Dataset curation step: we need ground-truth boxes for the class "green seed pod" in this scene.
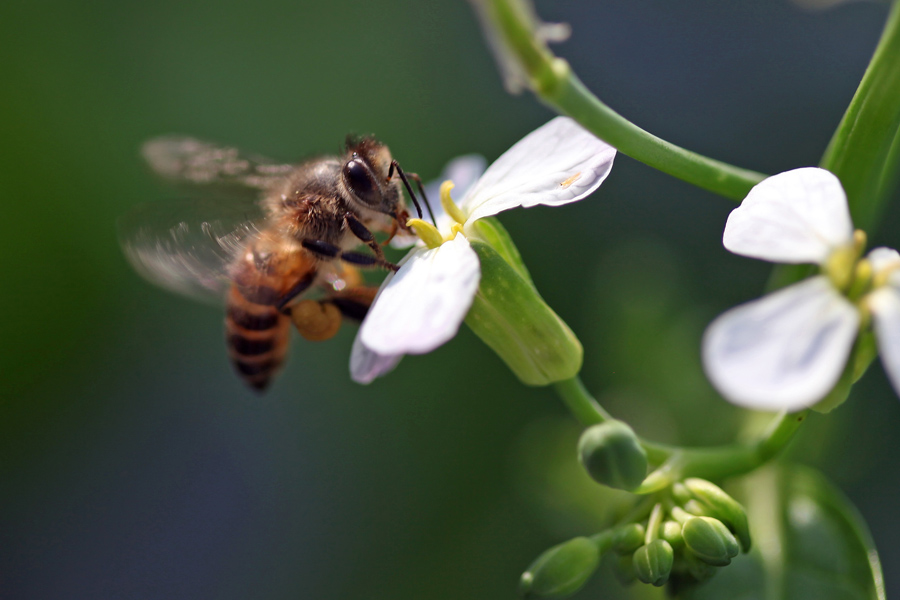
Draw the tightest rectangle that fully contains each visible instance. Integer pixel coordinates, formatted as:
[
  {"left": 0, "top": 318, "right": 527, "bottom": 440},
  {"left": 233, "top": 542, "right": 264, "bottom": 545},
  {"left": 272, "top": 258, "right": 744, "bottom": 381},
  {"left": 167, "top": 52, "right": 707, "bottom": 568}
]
[
  {"left": 519, "top": 537, "right": 600, "bottom": 598},
  {"left": 612, "top": 523, "right": 645, "bottom": 554},
  {"left": 632, "top": 539, "right": 674, "bottom": 587},
  {"left": 660, "top": 520, "right": 683, "bottom": 550},
  {"left": 683, "top": 478, "right": 752, "bottom": 552},
  {"left": 681, "top": 516, "right": 740, "bottom": 567},
  {"left": 465, "top": 241, "right": 583, "bottom": 386},
  {"left": 577, "top": 421, "right": 648, "bottom": 491}
]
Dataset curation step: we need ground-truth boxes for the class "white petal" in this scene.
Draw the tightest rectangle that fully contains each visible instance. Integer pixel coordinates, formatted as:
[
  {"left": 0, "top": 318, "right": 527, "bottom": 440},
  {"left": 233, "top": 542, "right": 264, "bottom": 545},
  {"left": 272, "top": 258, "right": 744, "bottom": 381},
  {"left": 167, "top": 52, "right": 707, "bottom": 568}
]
[
  {"left": 424, "top": 154, "right": 488, "bottom": 208},
  {"left": 723, "top": 167, "right": 854, "bottom": 264},
  {"left": 360, "top": 234, "right": 481, "bottom": 355},
  {"left": 869, "top": 287, "right": 900, "bottom": 397},
  {"left": 391, "top": 154, "right": 487, "bottom": 249},
  {"left": 349, "top": 333, "right": 402, "bottom": 384},
  {"left": 702, "top": 276, "right": 859, "bottom": 411},
  {"left": 867, "top": 246, "right": 900, "bottom": 286},
  {"left": 460, "top": 117, "right": 616, "bottom": 224}
]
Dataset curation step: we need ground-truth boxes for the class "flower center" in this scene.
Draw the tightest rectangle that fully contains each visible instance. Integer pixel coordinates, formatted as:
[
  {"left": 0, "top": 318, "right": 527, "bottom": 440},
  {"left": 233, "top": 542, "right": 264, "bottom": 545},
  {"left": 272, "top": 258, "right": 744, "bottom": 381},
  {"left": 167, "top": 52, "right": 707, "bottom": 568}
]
[
  {"left": 824, "top": 229, "right": 867, "bottom": 293},
  {"left": 406, "top": 180, "right": 467, "bottom": 249}
]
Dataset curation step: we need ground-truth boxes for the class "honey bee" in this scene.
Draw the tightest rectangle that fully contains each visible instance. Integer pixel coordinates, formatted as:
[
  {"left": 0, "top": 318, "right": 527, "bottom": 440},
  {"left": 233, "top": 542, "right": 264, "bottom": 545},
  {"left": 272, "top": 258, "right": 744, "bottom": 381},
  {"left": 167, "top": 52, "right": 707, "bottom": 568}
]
[{"left": 119, "top": 134, "right": 429, "bottom": 391}]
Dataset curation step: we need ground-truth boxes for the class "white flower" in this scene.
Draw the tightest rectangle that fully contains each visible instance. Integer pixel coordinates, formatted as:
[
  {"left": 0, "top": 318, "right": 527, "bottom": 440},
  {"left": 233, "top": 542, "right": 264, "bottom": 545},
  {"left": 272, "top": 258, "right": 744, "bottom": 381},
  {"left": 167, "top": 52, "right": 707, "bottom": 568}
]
[
  {"left": 702, "top": 167, "right": 900, "bottom": 411},
  {"left": 350, "top": 117, "right": 617, "bottom": 383}
]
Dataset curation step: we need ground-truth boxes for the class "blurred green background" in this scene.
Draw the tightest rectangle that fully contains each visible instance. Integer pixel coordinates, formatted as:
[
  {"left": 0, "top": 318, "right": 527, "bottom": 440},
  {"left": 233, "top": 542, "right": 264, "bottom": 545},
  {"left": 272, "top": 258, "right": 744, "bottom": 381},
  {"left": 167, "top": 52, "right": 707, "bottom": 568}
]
[{"left": 2, "top": 0, "right": 898, "bottom": 597}]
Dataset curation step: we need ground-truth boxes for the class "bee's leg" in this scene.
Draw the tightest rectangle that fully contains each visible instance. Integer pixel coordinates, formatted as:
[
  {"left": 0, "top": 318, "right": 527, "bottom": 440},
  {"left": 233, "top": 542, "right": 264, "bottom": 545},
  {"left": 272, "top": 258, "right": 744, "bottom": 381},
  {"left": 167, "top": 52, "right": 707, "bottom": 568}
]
[
  {"left": 383, "top": 220, "right": 399, "bottom": 246},
  {"left": 388, "top": 160, "right": 435, "bottom": 225},
  {"left": 406, "top": 173, "right": 432, "bottom": 220},
  {"left": 344, "top": 212, "right": 387, "bottom": 260},
  {"left": 301, "top": 239, "right": 400, "bottom": 273},
  {"left": 274, "top": 269, "right": 318, "bottom": 312},
  {"left": 327, "top": 286, "right": 379, "bottom": 322}
]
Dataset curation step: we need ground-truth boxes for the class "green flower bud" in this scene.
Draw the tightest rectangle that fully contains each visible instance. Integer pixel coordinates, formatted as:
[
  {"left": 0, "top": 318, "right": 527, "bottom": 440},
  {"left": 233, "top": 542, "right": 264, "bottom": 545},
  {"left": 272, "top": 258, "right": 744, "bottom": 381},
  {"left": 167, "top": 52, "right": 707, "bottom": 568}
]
[
  {"left": 632, "top": 539, "right": 674, "bottom": 587},
  {"left": 680, "top": 552, "right": 714, "bottom": 582},
  {"left": 519, "top": 537, "right": 600, "bottom": 598},
  {"left": 612, "top": 523, "right": 645, "bottom": 554},
  {"left": 660, "top": 520, "right": 683, "bottom": 550},
  {"left": 671, "top": 482, "right": 692, "bottom": 504},
  {"left": 681, "top": 516, "right": 740, "bottom": 566},
  {"left": 465, "top": 240, "right": 582, "bottom": 386},
  {"left": 577, "top": 421, "right": 648, "bottom": 491},
  {"left": 683, "top": 478, "right": 752, "bottom": 552}
]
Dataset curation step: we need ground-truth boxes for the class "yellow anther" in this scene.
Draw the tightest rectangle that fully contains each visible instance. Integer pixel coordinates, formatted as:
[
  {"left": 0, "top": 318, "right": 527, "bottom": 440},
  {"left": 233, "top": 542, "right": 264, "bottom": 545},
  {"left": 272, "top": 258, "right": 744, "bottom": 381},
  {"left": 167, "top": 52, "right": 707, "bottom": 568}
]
[
  {"left": 853, "top": 229, "right": 868, "bottom": 255},
  {"left": 847, "top": 259, "right": 873, "bottom": 301},
  {"left": 873, "top": 262, "right": 900, "bottom": 289},
  {"left": 450, "top": 223, "right": 465, "bottom": 238},
  {"left": 825, "top": 244, "right": 857, "bottom": 292},
  {"left": 440, "top": 180, "right": 467, "bottom": 225},
  {"left": 407, "top": 218, "right": 444, "bottom": 249}
]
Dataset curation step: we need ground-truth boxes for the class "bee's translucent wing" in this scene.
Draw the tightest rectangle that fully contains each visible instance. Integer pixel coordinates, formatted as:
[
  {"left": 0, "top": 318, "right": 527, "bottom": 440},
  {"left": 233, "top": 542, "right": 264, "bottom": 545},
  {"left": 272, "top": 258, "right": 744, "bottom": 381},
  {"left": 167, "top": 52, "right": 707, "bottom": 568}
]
[
  {"left": 143, "top": 136, "right": 295, "bottom": 190},
  {"left": 118, "top": 197, "right": 266, "bottom": 305}
]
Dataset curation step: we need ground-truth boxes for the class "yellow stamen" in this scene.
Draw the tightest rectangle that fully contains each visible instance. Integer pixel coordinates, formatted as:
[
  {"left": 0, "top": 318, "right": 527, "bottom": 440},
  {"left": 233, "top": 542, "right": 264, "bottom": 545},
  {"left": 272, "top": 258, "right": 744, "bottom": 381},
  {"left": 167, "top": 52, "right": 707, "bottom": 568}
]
[
  {"left": 846, "top": 259, "right": 873, "bottom": 301},
  {"left": 853, "top": 229, "right": 868, "bottom": 255},
  {"left": 407, "top": 218, "right": 444, "bottom": 249},
  {"left": 450, "top": 223, "right": 465, "bottom": 238},
  {"left": 873, "top": 262, "right": 900, "bottom": 289},
  {"left": 440, "top": 180, "right": 467, "bottom": 225},
  {"left": 825, "top": 244, "right": 857, "bottom": 292}
]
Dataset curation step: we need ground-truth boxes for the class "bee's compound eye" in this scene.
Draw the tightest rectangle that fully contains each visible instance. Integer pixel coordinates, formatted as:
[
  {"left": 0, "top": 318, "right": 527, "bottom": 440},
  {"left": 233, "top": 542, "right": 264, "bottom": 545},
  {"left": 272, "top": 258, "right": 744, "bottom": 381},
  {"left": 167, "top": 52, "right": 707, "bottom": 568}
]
[{"left": 343, "top": 158, "right": 379, "bottom": 206}]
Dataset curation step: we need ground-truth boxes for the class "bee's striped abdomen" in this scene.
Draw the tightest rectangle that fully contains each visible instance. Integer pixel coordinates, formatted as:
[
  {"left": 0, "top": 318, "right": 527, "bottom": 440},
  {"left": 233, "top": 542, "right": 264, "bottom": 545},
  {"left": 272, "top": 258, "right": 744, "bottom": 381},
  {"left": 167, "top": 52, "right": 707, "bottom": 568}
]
[{"left": 225, "top": 286, "right": 291, "bottom": 391}]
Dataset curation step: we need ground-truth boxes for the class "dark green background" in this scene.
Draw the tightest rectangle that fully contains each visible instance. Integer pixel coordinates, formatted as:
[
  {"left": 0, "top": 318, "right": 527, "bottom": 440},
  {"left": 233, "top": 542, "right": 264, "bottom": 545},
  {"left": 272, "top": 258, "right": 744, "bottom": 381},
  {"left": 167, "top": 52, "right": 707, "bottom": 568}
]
[{"left": 2, "top": 0, "right": 897, "bottom": 597}]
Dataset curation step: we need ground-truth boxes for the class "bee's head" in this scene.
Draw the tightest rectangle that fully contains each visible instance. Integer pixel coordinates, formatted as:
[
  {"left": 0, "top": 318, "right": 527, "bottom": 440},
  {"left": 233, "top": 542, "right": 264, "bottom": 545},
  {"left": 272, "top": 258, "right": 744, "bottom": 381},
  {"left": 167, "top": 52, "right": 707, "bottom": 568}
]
[{"left": 341, "top": 136, "right": 405, "bottom": 220}]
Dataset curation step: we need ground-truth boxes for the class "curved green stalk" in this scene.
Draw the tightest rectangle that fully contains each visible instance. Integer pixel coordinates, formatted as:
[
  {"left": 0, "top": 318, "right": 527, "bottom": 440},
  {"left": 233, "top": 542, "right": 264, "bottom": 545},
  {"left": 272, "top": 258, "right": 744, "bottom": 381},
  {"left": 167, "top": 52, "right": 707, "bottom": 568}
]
[
  {"left": 554, "top": 376, "right": 807, "bottom": 489},
  {"left": 472, "top": 0, "right": 766, "bottom": 201}
]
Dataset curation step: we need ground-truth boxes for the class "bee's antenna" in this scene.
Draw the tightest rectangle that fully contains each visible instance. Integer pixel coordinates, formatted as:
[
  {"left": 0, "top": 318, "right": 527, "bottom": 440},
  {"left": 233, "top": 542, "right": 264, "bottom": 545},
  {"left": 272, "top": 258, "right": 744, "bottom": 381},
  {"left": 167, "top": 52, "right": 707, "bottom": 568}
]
[{"left": 389, "top": 161, "right": 437, "bottom": 226}]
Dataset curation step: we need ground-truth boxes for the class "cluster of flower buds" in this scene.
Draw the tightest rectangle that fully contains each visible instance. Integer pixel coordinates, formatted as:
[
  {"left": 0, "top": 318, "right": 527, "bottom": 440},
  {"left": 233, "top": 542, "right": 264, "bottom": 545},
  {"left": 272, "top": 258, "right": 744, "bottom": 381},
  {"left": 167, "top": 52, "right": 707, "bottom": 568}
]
[
  {"left": 610, "top": 478, "right": 751, "bottom": 591},
  {"left": 519, "top": 478, "right": 751, "bottom": 598}
]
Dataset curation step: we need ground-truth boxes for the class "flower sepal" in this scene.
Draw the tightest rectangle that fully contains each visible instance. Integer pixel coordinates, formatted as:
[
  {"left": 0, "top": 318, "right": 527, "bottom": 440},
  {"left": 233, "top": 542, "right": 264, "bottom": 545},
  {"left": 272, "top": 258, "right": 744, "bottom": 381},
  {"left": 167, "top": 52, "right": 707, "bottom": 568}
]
[
  {"left": 465, "top": 240, "right": 583, "bottom": 386},
  {"left": 812, "top": 331, "right": 878, "bottom": 414},
  {"left": 470, "top": 216, "right": 533, "bottom": 285}
]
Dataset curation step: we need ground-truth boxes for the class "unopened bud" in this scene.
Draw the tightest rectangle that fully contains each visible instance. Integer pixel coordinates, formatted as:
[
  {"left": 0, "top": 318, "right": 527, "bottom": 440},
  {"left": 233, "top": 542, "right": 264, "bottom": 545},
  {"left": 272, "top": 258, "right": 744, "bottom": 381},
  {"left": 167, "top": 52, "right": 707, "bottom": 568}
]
[
  {"left": 681, "top": 552, "right": 714, "bottom": 582},
  {"left": 612, "top": 523, "right": 645, "bottom": 554},
  {"left": 683, "top": 478, "right": 751, "bottom": 552},
  {"left": 466, "top": 240, "right": 582, "bottom": 386},
  {"left": 632, "top": 539, "right": 674, "bottom": 587},
  {"left": 578, "top": 421, "right": 648, "bottom": 491},
  {"left": 519, "top": 537, "right": 600, "bottom": 598},
  {"left": 660, "top": 521, "right": 683, "bottom": 550},
  {"left": 682, "top": 516, "right": 739, "bottom": 566}
]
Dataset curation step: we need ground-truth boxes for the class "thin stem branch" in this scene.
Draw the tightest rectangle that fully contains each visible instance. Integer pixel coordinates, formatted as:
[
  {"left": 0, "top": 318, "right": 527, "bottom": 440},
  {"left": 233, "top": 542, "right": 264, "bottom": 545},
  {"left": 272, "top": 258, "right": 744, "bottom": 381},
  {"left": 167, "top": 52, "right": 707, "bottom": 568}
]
[
  {"left": 472, "top": 0, "right": 766, "bottom": 201},
  {"left": 553, "top": 376, "right": 808, "bottom": 489}
]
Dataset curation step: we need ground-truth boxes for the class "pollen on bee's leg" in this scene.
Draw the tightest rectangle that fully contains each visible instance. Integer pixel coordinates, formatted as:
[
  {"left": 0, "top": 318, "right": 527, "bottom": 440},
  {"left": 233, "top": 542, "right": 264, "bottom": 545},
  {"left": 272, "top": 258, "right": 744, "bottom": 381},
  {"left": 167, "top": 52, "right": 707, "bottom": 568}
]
[{"left": 291, "top": 299, "right": 342, "bottom": 341}]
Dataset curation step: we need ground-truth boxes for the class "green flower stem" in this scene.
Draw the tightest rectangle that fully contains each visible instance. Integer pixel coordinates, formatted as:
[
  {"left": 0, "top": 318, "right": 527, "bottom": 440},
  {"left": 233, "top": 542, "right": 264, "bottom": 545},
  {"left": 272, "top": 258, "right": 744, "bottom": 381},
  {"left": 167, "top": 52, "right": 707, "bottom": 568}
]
[
  {"left": 588, "top": 529, "right": 616, "bottom": 554},
  {"left": 635, "top": 410, "right": 809, "bottom": 493},
  {"left": 476, "top": 0, "right": 766, "bottom": 201},
  {"left": 554, "top": 376, "right": 807, "bottom": 488},
  {"left": 820, "top": 0, "right": 900, "bottom": 231},
  {"left": 553, "top": 376, "right": 612, "bottom": 425}
]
